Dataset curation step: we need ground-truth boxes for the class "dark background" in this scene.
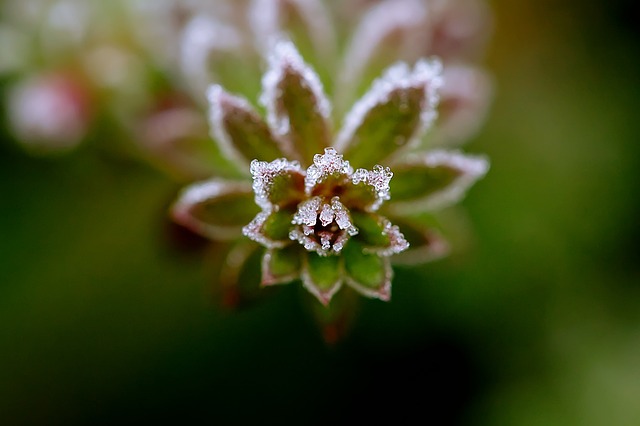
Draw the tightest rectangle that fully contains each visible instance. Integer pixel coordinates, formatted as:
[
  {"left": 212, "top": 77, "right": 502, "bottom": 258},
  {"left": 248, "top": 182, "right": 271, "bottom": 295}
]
[{"left": 1, "top": 0, "right": 639, "bottom": 424}]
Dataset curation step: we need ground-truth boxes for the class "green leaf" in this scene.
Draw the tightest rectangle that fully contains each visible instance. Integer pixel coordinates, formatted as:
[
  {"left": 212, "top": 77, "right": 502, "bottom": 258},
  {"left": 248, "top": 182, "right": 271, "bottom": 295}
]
[
  {"left": 249, "top": 159, "right": 306, "bottom": 210},
  {"left": 335, "top": 60, "right": 441, "bottom": 169},
  {"left": 343, "top": 240, "right": 392, "bottom": 301},
  {"left": 208, "top": 85, "right": 284, "bottom": 166},
  {"left": 262, "top": 245, "right": 302, "bottom": 286},
  {"left": 344, "top": 86, "right": 423, "bottom": 169},
  {"left": 262, "top": 41, "right": 331, "bottom": 166},
  {"left": 302, "top": 252, "right": 343, "bottom": 305},
  {"left": 172, "top": 180, "right": 259, "bottom": 240},
  {"left": 265, "top": 170, "right": 306, "bottom": 209}
]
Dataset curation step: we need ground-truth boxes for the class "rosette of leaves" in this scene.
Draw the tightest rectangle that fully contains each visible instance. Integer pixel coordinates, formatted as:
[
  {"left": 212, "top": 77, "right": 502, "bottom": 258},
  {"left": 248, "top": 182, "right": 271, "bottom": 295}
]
[{"left": 172, "top": 40, "right": 488, "bottom": 309}]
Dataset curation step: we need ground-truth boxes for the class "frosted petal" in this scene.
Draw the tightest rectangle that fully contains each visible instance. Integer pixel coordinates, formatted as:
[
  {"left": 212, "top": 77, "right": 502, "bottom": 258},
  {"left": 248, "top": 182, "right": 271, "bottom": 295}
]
[
  {"left": 207, "top": 84, "right": 284, "bottom": 167},
  {"left": 249, "top": 158, "right": 305, "bottom": 210},
  {"left": 331, "top": 231, "right": 350, "bottom": 253},
  {"left": 260, "top": 39, "right": 331, "bottom": 165},
  {"left": 261, "top": 39, "right": 330, "bottom": 122},
  {"left": 304, "top": 147, "right": 353, "bottom": 193},
  {"left": 389, "top": 150, "right": 489, "bottom": 212},
  {"left": 334, "top": 59, "right": 443, "bottom": 169}
]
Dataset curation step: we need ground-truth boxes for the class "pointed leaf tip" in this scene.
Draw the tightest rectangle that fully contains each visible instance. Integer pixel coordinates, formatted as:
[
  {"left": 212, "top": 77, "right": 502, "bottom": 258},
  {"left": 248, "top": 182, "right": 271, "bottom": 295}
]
[
  {"left": 260, "top": 39, "right": 332, "bottom": 166},
  {"left": 302, "top": 252, "right": 343, "bottom": 305}
]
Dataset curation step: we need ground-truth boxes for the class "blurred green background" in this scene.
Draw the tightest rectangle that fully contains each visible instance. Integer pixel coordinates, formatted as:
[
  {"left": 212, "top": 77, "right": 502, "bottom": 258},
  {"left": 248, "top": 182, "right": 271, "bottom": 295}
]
[{"left": 1, "top": 0, "right": 639, "bottom": 424}]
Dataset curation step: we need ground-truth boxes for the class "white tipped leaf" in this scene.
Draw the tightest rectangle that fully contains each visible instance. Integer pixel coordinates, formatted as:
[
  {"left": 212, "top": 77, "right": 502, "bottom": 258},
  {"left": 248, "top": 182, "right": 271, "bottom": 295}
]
[
  {"left": 207, "top": 84, "right": 285, "bottom": 168},
  {"left": 335, "top": 59, "right": 442, "bottom": 169},
  {"left": 260, "top": 40, "right": 332, "bottom": 166}
]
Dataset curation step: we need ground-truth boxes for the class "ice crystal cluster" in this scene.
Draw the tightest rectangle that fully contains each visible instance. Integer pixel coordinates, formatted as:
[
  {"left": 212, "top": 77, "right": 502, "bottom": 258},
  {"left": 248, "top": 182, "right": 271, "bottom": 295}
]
[{"left": 173, "top": 36, "right": 489, "bottom": 305}]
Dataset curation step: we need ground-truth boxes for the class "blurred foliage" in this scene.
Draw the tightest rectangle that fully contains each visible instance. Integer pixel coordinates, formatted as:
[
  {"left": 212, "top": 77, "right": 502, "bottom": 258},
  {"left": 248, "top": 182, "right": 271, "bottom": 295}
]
[{"left": 1, "top": 0, "right": 640, "bottom": 424}]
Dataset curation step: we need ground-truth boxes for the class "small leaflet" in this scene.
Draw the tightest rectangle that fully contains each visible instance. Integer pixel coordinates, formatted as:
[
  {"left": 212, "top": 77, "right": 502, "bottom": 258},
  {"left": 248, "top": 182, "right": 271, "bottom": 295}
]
[
  {"left": 249, "top": 158, "right": 304, "bottom": 209},
  {"left": 335, "top": 58, "right": 443, "bottom": 155},
  {"left": 260, "top": 39, "right": 331, "bottom": 137}
]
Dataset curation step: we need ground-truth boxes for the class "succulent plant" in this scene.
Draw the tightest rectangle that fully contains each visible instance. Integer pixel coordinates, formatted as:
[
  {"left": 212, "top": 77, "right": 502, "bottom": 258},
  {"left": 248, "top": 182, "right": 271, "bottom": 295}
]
[{"left": 172, "top": 39, "right": 488, "bottom": 305}]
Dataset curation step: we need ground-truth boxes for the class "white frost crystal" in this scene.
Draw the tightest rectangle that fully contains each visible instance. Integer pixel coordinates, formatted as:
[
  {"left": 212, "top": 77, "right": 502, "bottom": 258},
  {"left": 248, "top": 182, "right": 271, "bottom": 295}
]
[
  {"left": 292, "top": 196, "right": 322, "bottom": 227},
  {"left": 289, "top": 195, "right": 358, "bottom": 256},
  {"left": 351, "top": 165, "right": 394, "bottom": 211},
  {"left": 304, "top": 147, "right": 353, "bottom": 192}
]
